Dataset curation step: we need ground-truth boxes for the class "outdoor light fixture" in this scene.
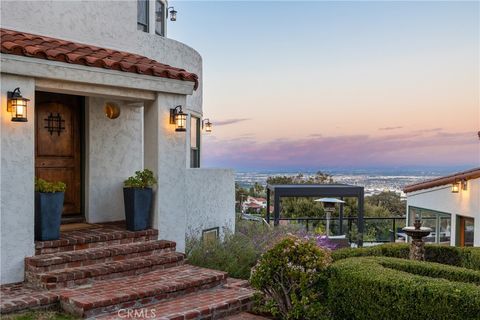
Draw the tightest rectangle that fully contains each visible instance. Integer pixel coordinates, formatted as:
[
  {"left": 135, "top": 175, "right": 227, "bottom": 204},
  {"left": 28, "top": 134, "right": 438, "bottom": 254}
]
[
  {"left": 167, "top": 7, "right": 177, "bottom": 21},
  {"left": 170, "top": 105, "right": 187, "bottom": 132},
  {"left": 451, "top": 181, "right": 460, "bottom": 193},
  {"left": 7, "top": 87, "right": 29, "bottom": 122},
  {"left": 461, "top": 179, "right": 468, "bottom": 191},
  {"left": 202, "top": 118, "right": 212, "bottom": 133},
  {"left": 314, "top": 198, "right": 345, "bottom": 237}
]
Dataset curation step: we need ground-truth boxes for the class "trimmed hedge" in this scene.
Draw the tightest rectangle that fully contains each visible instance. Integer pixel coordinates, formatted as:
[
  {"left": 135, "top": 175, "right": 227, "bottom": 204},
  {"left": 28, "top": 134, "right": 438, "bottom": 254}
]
[
  {"left": 328, "top": 257, "right": 480, "bottom": 320},
  {"left": 331, "top": 243, "right": 480, "bottom": 270}
]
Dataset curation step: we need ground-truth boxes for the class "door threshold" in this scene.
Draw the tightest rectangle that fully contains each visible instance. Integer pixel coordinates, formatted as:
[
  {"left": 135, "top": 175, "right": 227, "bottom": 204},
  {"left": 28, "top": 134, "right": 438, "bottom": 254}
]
[{"left": 61, "top": 215, "right": 85, "bottom": 224}]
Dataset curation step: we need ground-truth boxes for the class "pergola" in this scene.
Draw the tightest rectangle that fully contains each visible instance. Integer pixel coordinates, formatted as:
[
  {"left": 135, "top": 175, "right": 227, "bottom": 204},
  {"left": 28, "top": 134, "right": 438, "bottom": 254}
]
[{"left": 266, "top": 184, "right": 365, "bottom": 246}]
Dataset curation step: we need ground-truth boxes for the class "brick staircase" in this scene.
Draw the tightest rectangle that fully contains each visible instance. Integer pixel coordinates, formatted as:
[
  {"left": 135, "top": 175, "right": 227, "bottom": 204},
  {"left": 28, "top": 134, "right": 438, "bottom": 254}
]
[{"left": 1, "top": 224, "right": 255, "bottom": 319}]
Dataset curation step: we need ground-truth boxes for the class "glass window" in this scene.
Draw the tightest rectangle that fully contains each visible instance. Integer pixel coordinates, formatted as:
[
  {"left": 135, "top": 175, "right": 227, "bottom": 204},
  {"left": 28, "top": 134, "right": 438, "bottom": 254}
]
[
  {"left": 190, "top": 116, "right": 200, "bottom": 168},
  {"left": 137, "top": 0, "right": 149, "bottom": 32},
  {"left": 155, "top": 0, "right": 165, "bottom": 36},
  {"left": 408, "top": 206, "right": 451, "bottom": 244}
]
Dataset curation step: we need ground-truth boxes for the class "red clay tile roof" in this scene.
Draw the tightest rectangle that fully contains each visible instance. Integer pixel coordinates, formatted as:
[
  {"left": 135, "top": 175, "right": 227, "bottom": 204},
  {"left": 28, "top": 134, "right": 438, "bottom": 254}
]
[
  {"left": 403, "top": 167, "right": 480, "bottom": 193},
  {"left": 0, "top": 28, "right": 199, "bottom": 90}
]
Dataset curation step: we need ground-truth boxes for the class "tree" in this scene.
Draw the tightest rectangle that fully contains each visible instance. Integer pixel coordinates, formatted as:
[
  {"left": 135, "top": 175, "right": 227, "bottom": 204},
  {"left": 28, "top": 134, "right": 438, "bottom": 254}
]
[{"left": 366, "top": 191, "right": 405, "bottom": 217}]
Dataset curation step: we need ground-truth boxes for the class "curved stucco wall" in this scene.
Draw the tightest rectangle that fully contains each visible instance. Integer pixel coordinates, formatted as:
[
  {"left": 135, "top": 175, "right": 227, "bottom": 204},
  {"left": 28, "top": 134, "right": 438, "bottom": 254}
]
[{"left": 0, "top": 0, "right": 202, "bottom": 113}]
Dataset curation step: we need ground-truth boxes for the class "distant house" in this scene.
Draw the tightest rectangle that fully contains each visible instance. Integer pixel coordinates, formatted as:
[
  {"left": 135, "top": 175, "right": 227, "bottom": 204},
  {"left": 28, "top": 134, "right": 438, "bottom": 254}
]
[
  {"left": 0, "top": 0, "right": 235, "bottom": 285},
  {"left": 404, "top": 168, "right": 480, "bottom": 247},
  {"left": 242, "top": 196, "right": 267, "bottom": 213}
]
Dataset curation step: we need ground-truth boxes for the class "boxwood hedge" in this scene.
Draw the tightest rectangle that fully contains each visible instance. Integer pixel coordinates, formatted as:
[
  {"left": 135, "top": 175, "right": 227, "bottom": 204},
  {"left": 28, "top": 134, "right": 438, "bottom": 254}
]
[
  {"left": 331, "top": 243, "right": 480, "bottom": 270},
  {"left": 328, "top": 257, "right": 480, "bottom": 320}
]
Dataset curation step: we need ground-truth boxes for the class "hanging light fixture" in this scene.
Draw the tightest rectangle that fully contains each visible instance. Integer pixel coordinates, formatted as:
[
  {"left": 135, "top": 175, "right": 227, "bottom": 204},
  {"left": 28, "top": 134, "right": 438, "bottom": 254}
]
[
  {"left": 167, "top": 7, "right": 177, "bottom": 21},
  {"left": 461, "top": 179, "right": 468, "bottom": 191},
  {"left": 7, "top": 87, "right": 29, "bottom": 122},
  {"left": 451, "top": 181, "right": 460, "bottom": 193},
  {"left": 202, "top": 118, "right": 212, "bottom": 133},
  {"left": 170, "top": 105, "right": 187, "bottom": 132}
]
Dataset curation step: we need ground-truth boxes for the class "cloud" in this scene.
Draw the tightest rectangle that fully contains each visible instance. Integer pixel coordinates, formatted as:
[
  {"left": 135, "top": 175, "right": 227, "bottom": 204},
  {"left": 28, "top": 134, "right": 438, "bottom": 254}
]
[
  {"left": 379, "top": 126, "right": 403, "bottom": 131},
  {"left": 214, "top": 118, "right": 251, "bottom": 126},
  {"left": 202, "top": 130, "right": 480, "bottom": 169}
]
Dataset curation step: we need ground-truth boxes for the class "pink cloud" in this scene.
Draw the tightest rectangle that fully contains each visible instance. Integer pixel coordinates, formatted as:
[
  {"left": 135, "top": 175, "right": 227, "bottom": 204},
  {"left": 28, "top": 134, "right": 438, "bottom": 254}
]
[{"left": 203, "top": 130, "right": 480, "bottom": 169}]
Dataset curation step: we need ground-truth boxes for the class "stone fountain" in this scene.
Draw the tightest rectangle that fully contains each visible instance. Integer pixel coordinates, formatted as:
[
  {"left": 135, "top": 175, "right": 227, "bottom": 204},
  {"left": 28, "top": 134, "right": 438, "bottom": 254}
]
[{"left": 402, "top": 219, "right": 432, "bottom": 261}]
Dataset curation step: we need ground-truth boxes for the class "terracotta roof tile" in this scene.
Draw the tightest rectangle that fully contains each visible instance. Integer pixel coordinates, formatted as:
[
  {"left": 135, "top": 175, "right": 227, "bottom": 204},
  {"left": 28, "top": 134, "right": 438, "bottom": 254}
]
[
  {"left": 0, "top": 28, "right": 199, "bottom": 90},
  {"left": 404, "top": 167, "right": 480, "bottom": 193}
]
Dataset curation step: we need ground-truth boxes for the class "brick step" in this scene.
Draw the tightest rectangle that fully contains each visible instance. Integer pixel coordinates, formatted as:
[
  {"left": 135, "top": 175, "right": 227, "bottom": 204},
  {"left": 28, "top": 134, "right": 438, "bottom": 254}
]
[
  {"left": 35, "top": 224, "right": 158, "bottom": 255},
  {"left": 27, "top": 252, "right": 185, "bottom": 289},
  {"left": 59, "top": 265, "right": 229, "bottom": 318},
  {"left": 97, "top": 286, "right": 255, "bottom": 320},
  {"left": 26, "top": 240, "right": 176, "bottom": 273}
]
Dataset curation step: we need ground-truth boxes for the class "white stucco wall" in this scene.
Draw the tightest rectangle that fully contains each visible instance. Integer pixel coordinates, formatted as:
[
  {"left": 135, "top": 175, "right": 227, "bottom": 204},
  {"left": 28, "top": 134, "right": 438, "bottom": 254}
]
[
  {"left": 406, "top": 178, "right": 480, "bottom": 246},
  {"left": 185, "top": 169, "right": 236, "bottom": 239},
  {"left": 0, "top": 75, "right": 36, "bottom": 284},
  {"left": 85, "top": 98, "right": 144, "bottom": 223},
  {"left": 0, "top": 0, "right": 202, "bottom": 114},
  {"left": 144, "top": 92, "right": 188, "bottom": 252}
]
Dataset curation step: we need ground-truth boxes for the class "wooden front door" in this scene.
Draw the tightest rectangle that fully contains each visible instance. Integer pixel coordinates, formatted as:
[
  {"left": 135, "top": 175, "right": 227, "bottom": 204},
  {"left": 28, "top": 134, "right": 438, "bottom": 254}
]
[{"left": 35, "top": 92, "right": 83, "bottom": 217}]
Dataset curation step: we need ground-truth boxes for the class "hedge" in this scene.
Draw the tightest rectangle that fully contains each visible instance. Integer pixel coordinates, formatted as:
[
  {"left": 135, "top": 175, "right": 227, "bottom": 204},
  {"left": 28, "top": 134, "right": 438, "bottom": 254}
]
[
  {"left": 331, "top": 243, "right": 480, "bottom": 270},
  {"left": 328, "top": 257, "right": 480, "bottom": 320}
]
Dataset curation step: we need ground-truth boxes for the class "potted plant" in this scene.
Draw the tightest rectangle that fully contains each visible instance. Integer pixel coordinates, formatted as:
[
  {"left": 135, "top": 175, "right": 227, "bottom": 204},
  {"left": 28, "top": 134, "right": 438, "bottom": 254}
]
[
  {"left": 35, "top": 178, "right": 66, "bottom": 241},
  {"left": 123, "top": 169, "right": 157, "bottom": 231}
]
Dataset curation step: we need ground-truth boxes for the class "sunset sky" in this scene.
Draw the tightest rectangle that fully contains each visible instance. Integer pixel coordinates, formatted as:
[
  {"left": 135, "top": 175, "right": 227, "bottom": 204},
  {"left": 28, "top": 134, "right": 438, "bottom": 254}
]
[{"left": 169, "top": 1, "right": 479, "bottom": 170}]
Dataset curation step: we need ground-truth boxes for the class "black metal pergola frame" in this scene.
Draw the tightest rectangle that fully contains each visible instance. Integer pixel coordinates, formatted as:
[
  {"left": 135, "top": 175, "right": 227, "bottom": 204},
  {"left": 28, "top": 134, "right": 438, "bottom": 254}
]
[{"left": 266, "top": 184, "right": 365, "bottom": 246}]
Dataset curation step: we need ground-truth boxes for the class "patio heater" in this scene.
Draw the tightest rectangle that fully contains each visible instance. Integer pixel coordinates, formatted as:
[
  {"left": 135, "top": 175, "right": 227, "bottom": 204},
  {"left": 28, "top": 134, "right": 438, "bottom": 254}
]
[{"left": 315, "top": 198, "right": 345, "bottom": 237}]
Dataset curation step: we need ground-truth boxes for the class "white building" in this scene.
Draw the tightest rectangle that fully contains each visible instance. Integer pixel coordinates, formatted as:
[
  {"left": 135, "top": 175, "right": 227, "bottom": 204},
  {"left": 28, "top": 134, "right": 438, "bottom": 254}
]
[
  {"left": 242, "top": 196, "right": 267, "bottom": 213},
  {"left": 0, "top": 0, "right": 235, "bottom": 284},
  {"left": 404, "top": 168, "right": 480, "bottom": 247}
]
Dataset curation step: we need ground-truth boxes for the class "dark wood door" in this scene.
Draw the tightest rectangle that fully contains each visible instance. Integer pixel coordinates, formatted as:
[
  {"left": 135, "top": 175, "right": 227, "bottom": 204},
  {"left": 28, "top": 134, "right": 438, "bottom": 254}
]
[{"left": 35, "top": 92, "right": 82, "bottom": 217}]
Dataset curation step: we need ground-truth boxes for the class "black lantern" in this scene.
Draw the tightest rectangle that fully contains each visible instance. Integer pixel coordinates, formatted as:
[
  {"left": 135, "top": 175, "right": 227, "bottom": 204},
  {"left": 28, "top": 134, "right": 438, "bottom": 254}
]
[
  {"left": 170, "top": 105, "right": 187, "bottom": 132},
  {"left": 202, "top": 118, "right": 212, "bottom": 133},
  {"left": 7, "top": 87, "right": 29, "bottom": 122},
  {"left": 461, "top": 179, "right": 468, "bottom": 191},
  {"left": 167, "top": 7, "right": 177, "bottom": 21}
]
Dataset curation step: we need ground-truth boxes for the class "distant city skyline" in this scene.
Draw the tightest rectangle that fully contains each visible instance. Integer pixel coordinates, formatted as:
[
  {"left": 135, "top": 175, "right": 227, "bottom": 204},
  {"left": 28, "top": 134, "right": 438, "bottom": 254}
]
[{"left": 169, "top": 1, "right": 479, "bottom": 169}]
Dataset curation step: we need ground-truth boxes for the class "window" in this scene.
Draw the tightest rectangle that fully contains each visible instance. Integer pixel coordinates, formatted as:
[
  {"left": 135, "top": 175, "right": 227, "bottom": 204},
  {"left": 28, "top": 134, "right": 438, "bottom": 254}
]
[
  {"left": 408, "top": 206, "right": 451, "bottom": 244},
  {"left": 137, "top": 0, "right": 149, "bottom": 32},
  {"left": 202, "top": 227, "right": 219, "bottom": 244},
  {"left": 155, "top": 0, "right": 165, "bottom": 36},
  {"left": 190, "top": 116, "right": 200, "bottom": 168}
]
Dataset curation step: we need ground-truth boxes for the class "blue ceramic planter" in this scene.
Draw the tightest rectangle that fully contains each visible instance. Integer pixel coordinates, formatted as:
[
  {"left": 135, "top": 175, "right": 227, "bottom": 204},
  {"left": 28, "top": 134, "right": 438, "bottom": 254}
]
[
  {"left": 123, "top": 188, "right": 153, "bottom": 231},
  {"left": 35, "top": 192, "right": 64, "bottom": 241}
]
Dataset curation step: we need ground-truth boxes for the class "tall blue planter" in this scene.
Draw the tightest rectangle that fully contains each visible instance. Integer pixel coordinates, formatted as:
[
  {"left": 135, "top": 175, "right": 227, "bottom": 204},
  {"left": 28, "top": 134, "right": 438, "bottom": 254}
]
[
  {"left": 123, "top": 188, "right": 153, "bottom": 231},
  {"left": 35, "top": 192, "right": 64, "bottom": 241}
]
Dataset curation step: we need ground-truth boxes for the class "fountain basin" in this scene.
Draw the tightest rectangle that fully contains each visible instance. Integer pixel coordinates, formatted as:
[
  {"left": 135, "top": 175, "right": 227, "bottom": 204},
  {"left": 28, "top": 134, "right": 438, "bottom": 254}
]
[{"left": 402, "top": 226, "right": 432, "bottom": 239}]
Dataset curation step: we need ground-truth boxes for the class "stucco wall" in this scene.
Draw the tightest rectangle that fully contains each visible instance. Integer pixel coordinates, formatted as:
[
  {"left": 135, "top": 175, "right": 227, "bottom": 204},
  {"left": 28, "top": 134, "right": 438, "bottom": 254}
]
[
  {"left": 0, "top": 75, "right": 35, "bottom": 284},
  {"left": 406, "top": 178, "right": 480, "bottom": 246},
  {"left": 144, "top": 92, "right": 188, "bottom": 252},
  {"left": 85, "top": 98, "right": 144, "bottom": 223},
  {"left": 0, "top": 0, "right": 202, "bottom": 114},
  {"left": 185, "top": 169, "right": 236, "bottom": 239}
]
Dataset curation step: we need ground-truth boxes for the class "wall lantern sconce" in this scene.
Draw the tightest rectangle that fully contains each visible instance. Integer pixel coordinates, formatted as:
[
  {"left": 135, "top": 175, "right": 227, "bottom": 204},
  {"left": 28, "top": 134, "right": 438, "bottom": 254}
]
[
  {"left": 461, "top": 179, "right": 468, "bottom": 191},
  {"left": 167, "top": 7, "right": 177, "bottom": 21},
  {"left": 451, "top": 181, "right": 460, "bottom": 193},
  {"left": 7, "top": 87, "right": 29, "bottom": 122},
  {"left": 202, "top": 119, "right": 212, "bottom": 133},
  {"left": 170, "top": 105, "right": 187, "bottom": 132}
]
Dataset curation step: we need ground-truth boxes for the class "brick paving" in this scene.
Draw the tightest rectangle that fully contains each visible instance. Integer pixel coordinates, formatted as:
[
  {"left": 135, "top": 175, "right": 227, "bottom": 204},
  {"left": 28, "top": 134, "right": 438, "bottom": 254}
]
[
  {"left": 0, "top": 282, "right": 60, "bottom": 314},
  {"left": 27, "top": 251, "right": 185, "bottom": 289},
  {"left": 1, "top": 224, "right": 256, "bottom": 318},
  {"left": 60, "top": 265, "right": 228, "bottom": 317},
  {"left": 97, "top": 286, "right": 255, "bottom": 320},
  {"left": 35, "top": 223, "right": 158, "bottom": 255}
]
